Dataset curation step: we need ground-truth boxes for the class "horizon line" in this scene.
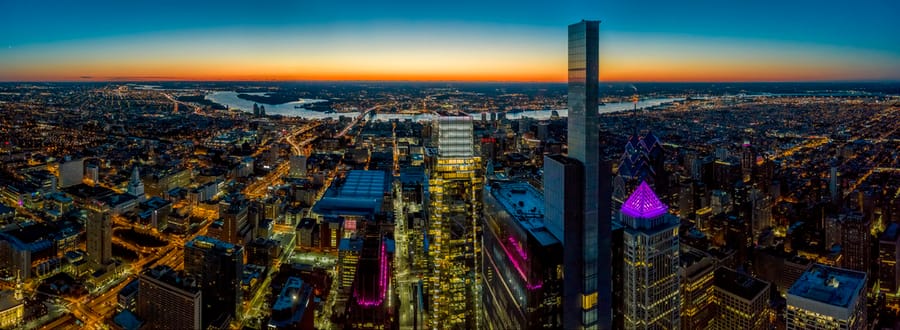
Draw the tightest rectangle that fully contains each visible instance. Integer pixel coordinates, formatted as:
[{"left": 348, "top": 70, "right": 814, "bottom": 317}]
[{"left": 2, "top": 79, "right": 900, "bottom": 84}]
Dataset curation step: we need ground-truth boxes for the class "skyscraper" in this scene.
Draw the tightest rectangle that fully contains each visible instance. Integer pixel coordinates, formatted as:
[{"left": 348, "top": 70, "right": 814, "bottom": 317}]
[
  {"left": 137, "top": 265, "right": 202, "bottom": 330},
  {"left": 86, "top": 206, "right": 112, "bottom": 269},
  {"left": 712, "top": 267, "right": 771, "bottom": 330},
  {"left": 839, "top": 212, "right": 870, "bottom": 272},
  {"left": 482, "top": 181, "right": 562, "bottom": 329},
  {"left": 426, "top": 112, "right": 483, "bottom": 328},
  {"left": 621, "top": 181, "right": 680, "bottom": 329},
  {"left": 554, "top": 19, "right": 612, "bottom": 329},
  {"left": 878, "top": 223, "right": 900, "bottom": 299},
  {"left": 289, "top": 155, "right": 307, "bottom": 178},
  {"left": 184, "top": 235, "right": 244, "bottom": 328}
]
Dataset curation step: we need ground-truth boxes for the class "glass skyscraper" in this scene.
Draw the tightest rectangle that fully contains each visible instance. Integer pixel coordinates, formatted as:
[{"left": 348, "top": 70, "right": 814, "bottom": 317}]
[
  {"left": 427, "top": 112, "right": 483, "bottom": 328},
  {"left": 545, "top": 20, "right": 612, "bottom": 330}
]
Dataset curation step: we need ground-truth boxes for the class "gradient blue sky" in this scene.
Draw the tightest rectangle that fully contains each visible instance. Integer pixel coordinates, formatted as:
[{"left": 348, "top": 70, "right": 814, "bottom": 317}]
[{"left": 1, "top": 0, "right": 898, "bottom": 81}]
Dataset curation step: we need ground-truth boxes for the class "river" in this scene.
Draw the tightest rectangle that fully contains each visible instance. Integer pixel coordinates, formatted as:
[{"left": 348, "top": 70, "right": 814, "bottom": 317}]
[{"left": 205, "top": 91, "right": 682, "bottom": 121}]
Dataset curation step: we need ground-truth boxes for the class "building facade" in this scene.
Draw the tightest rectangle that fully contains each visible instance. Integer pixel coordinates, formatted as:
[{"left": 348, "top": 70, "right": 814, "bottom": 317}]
[
  {"left": 621, "top": 182, "right": 680, "bottom": 329},
  {"left": 786, "top": 264, "right": 866, "bottom": 330},
  {"left": 482, "top": 181, "right": 562, "bottom": 329},
  {"left": 712, "top": 267, "right": 770, "bottom": 330},
  {"left": 137, "top": 266, "right": 202, "bottom": 330},
  {"left": 550, "top": 19, "right": 613, "bottom": 330},
  {"left": 86, "top": 207, "right": 112, "bottom": 269},
  {"left": 184, "top": 235, "right": 244, "bottom": 328},
  {"left": 426, "top": 113, "right": 483, "bottom": 328}
]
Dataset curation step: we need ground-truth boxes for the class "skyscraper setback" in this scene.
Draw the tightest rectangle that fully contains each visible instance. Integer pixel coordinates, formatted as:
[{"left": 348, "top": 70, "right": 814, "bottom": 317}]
[{"left": 544, "top": 20, "right": 612, "bottom": 329}]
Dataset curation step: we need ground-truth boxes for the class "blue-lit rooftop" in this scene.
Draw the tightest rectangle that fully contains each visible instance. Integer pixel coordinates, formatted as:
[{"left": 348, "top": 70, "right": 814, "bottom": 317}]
[
  {"left": 788, "top": 264, "right": 866, "bottom": 308},
  {"left": 270, "top": 276, "right": 312, "bottom": 328},
  {"left": 313, "top": 170, "right": 387, "bottom": 217}
]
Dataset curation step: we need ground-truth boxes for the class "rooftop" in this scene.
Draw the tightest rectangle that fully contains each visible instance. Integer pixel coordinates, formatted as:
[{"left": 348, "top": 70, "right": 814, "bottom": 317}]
[
  {"left": 621, "top": 181, "right": 668, "bottom": 219},
  {"left": 788, "top": 264, "right": 866, "bottom": 308},
  {"left": 0, "top": 290, "right": 22, "bottom": 311},
  {"left": 186, "top": 235, "right": 239, "bottom": 255},
  {"left": 141, "top": 265, "right": 200, "bottom": 293},
  {"left": 270, "top": 277, "right": 313, "bottom": 328},
  {"left": 487, "top": 181, "right": 559, "bottom": 247},
  {"left": 112, "top": 310, "right": 143, "bottom": 330},
  {"left": 313, "top": 170, "right": 387, "bottom": 217},
  {"left": 714, "top": 267, "right": 770, "bottom": 301}
]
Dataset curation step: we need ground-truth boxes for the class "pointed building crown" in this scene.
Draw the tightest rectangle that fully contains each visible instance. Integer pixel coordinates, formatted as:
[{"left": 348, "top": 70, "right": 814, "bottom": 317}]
[
  {"left": 130, "top": 166, "right": 141, "bottom": 183},
  {"left": 621, "top": 181, "right": 668, "bottom": 219}
]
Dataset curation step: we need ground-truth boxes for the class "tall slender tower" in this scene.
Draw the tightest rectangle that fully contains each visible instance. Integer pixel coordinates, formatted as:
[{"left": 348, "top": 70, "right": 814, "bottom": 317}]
[
  {"left": 426, "top": 112, "right": 483, "bottom": 328},
  {"left": 545, "top": 20, "right": 612, "bottom": 329},
  {"left": 86, "top": 207, "right": 112, "bottom": 269}
]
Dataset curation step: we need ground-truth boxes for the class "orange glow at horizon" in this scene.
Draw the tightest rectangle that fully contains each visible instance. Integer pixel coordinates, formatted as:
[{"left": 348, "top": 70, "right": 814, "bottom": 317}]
[{"left": 2, "top": 28, "right": 897, "bottom": 83}]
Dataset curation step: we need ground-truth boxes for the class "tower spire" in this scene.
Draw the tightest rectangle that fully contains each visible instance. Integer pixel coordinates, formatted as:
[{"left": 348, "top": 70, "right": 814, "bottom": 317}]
[
  {"left": 130, "top": 166, "right": 140, "bottom": 184},
  {"left": 15, "top": 270, "right": 23, "bottom": 300}
]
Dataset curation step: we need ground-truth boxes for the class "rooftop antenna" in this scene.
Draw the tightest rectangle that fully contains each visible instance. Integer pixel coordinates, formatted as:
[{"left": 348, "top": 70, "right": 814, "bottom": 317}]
[{"left": 630, "top": 84, "right": 639, "bottom": 135}]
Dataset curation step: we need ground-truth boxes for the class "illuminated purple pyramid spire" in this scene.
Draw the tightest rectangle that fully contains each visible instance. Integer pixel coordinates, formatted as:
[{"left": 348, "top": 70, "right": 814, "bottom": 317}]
[{"left": 621, "top": 181, "right": 668, "bottom": 219}]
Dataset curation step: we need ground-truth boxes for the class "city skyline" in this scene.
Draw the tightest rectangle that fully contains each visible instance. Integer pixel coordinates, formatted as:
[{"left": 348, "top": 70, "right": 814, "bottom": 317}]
[{"left": 2, "top": 0, "right": 899, "bottom": 82}]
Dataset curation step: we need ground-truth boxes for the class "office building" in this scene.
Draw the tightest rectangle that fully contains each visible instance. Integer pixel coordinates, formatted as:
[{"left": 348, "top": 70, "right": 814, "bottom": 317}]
[
  {"left": 84, "top": 163, "right": 99, "bottom": 186},
  {"left": 712, "top": 267, "right": 770, "bottom": 330},
  {"left": 879, "top": 223, "right": 900, "bottom": 299},
  {"left": 547, "top": 19, "right": 612, "bottom": 330},
  {"left": 269, "top": 277, "right": 314, "bottom": 329},
  {"left": 185, "top": 236, "right": 243, "bottom": 328},
  {"left": 786, "top": 264, "right": 866, "bottom": 330},
  {"left": 86, "top": 207, "right": 112, "bottom": 269},
  {"left": 127, "top": 166, "right": 145, "bottom": 202},
  {"left": 138, "top": 266, "right": 202, "bottom": 330},
  {"left": 289, "top": 155, "right": 307, "bottom": 178},
  {"left": 346, "top": 235, "right": 394, "bottom": 328},
  {"left": 58, "top": 157, "right": 84, "bottom": 188},
  {"left": 839, "top": 212, "right": 869, "bottom": 272},
  {"left": 621, "top": 181, "right": 680, "bottom": 329},
  {"left": 426, "top": 112, "right": 484, "bottom": 328},
  {"left": 118, "top": 279, "right": 139, "bottom": 313},
  {"left": 217, "top": 194, "right": 252, "bottom": 245},
  {"left": 482, "top": 181, "right": 562, "bottom": 329},
  {"left": 338, "top": 237, "right": 364, "bottom": 289},
  {"left": 680, "top": 247, "right": 717, "bottom": 329}
]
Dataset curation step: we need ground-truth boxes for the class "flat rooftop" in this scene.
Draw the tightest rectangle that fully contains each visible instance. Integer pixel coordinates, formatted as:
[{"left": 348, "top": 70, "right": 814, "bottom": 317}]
[
  {"left": 141, "top": 265, "right": 200, "bottom": 294},
  {"left": 788, "top": 264, "right": 865, "bottom": 308},
  {"left": 714, "top": 267, "right": 770, "bottom": 301},
  {"left": 0, "top": 290, "right": 22, "bottom": 311},
  {"left": 186, "top": 235, "right": 239, "bottom": 254},
  {"left": 313, "top": 170, "right": 387, "bottom": 217},
  {"left": 487, "top": 181, "right": 558, "bottom": 246}
]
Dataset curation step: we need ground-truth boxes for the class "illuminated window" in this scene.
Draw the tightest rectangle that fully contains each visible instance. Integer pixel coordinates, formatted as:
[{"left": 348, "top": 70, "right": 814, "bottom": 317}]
[{"left": 582, "top": 292, "right": 597, "bottom": 310}]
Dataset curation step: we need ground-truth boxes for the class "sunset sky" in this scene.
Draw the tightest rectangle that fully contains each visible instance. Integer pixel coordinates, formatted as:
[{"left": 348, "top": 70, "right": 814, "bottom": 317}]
[{"left": 1, "top": 0, "right": 899, "bottom": 82}]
